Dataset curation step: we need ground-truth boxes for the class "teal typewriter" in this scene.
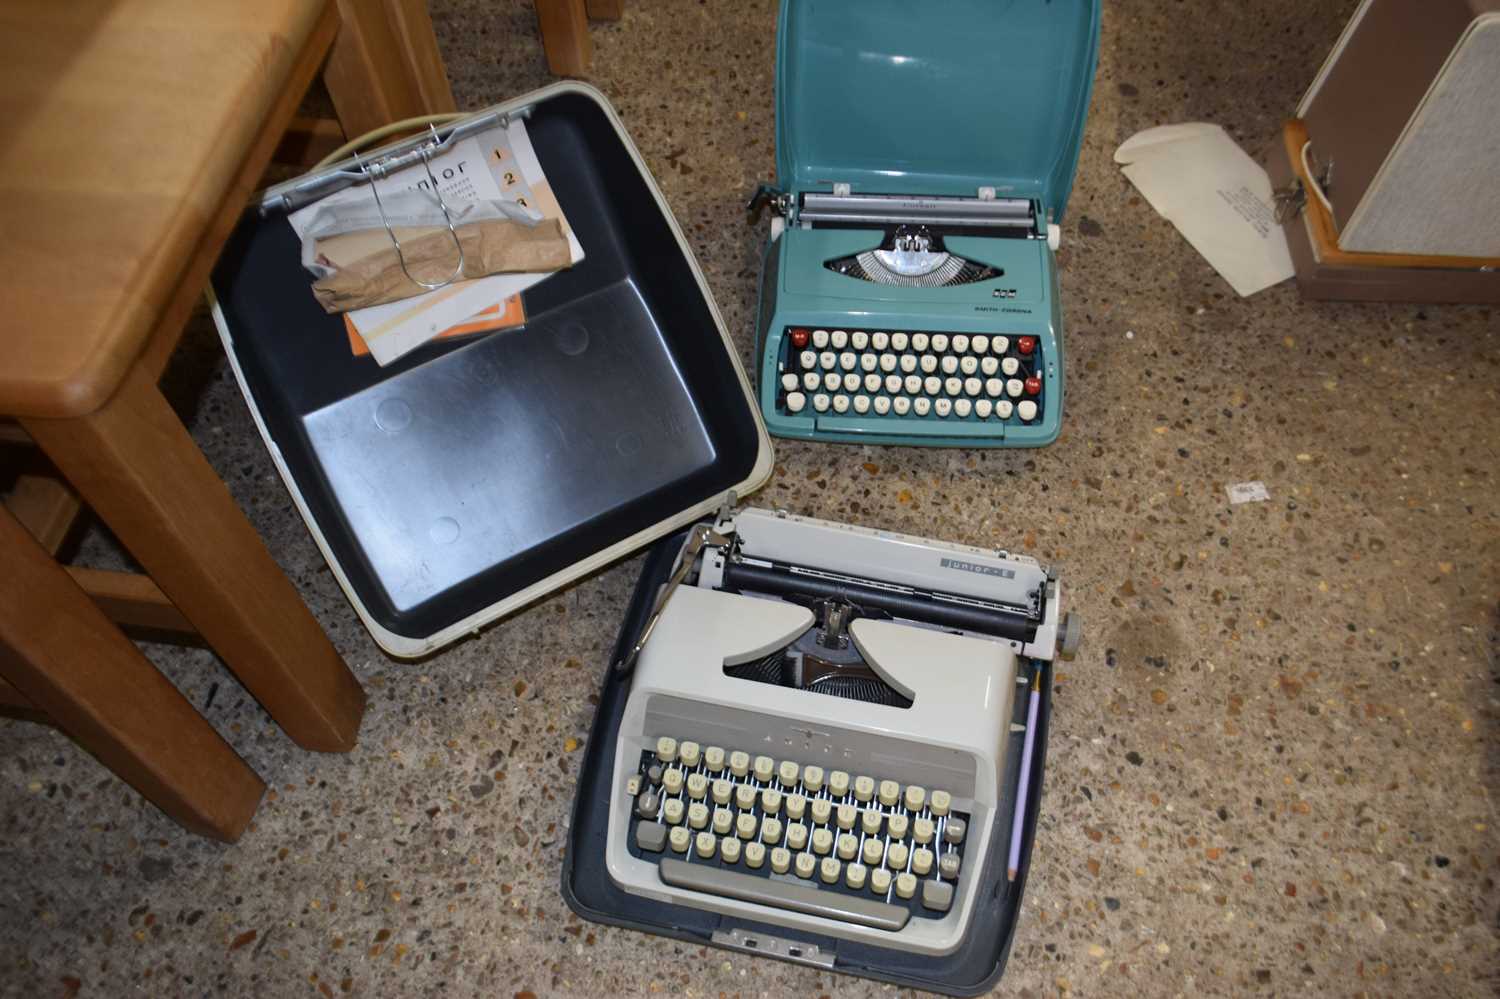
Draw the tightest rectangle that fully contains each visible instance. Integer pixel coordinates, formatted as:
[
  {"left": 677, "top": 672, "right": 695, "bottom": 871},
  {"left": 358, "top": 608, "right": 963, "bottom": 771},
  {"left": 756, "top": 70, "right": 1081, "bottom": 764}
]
[{"left": 750, "top": 0, "right": 1099, "bottom": 448}]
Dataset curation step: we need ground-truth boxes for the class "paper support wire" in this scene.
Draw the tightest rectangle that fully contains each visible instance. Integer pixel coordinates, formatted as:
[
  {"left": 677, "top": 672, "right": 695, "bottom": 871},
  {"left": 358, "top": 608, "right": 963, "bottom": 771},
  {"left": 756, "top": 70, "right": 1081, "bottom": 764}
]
[{"left": 353, "top": 125, "right": 465, "bottom": 291}]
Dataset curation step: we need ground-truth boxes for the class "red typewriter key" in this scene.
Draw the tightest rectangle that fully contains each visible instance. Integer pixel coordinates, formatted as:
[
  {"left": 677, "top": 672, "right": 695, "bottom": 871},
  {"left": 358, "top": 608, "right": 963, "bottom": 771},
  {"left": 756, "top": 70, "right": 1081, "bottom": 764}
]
[
  {"left": 1017, "top": 336, "right": 1036, "bottom": 356},
  {"left": 789, "top": 328, "right": 810, "bottom": 349},
  {"left": 1024, "top": 375, "right": 1042, "bottom": 396}
]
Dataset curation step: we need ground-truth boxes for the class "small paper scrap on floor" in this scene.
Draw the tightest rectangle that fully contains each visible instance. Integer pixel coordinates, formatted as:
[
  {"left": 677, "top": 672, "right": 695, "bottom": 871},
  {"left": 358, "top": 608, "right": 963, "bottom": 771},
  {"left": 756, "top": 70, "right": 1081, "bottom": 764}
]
[
  {"left": 1115, "top": 123, "right": 1294, "bottom": 297},
  {"left": 1227, "top": 481, "right": 1271, "bottom": 504}
]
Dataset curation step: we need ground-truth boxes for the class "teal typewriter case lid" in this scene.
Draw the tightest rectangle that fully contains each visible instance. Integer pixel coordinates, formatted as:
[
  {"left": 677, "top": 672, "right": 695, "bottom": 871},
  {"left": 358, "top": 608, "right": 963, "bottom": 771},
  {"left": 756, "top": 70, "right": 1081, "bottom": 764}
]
[{"left": 776, "top": 0, "right": 1100, "bottom": 221}]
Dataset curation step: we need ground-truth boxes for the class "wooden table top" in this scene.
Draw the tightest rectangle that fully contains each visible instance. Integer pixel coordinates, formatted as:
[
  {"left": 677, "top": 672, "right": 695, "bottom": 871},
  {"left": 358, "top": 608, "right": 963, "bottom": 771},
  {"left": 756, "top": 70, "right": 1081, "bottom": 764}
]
[{"left": 0, "top": 0, "right": 326, "bottom": 419}]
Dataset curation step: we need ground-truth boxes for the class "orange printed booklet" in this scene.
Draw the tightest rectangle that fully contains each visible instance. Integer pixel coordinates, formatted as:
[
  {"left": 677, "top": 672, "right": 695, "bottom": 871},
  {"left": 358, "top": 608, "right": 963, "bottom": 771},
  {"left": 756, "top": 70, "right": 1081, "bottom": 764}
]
[{"left": 345, "top": 295, "right": 525, "bottom": 357}]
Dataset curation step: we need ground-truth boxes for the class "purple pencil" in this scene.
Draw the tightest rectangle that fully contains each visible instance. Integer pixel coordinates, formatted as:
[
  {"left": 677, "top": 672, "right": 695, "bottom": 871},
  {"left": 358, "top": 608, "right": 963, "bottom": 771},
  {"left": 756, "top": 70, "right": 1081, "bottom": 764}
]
[{"left": 1007, "top": 668, "right": 1042, "bottom": 881}]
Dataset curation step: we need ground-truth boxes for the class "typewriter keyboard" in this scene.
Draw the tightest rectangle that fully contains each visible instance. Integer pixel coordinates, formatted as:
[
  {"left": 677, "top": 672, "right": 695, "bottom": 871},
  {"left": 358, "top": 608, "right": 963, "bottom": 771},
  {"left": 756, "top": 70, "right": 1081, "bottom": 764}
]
[
  {"left": 624, "top": 737, "right": 972, "bottom": 931},
  {"left": 774, "top": 327, "right": 1044, "bottom": 425}
]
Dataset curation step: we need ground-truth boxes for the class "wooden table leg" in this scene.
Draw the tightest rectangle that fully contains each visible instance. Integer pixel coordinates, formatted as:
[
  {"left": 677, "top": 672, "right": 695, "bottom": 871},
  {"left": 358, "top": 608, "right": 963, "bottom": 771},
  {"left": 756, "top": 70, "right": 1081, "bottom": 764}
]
[
  {"left": 0, "top": 507, "right": 265, "bottom": 841},
  {"left": 535, "top": 0, "right": 593, "bottom": 76},
  {"left": 22, "top": 365, "right": 366, "bottom": 753}
]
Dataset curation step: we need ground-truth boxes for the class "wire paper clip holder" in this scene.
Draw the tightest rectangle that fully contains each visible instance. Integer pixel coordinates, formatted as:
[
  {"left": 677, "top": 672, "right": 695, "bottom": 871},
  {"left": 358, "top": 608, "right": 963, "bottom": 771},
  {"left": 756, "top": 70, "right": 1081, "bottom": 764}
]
[{"left": 353, "top": 125, "right": 465, "bottom": 292}]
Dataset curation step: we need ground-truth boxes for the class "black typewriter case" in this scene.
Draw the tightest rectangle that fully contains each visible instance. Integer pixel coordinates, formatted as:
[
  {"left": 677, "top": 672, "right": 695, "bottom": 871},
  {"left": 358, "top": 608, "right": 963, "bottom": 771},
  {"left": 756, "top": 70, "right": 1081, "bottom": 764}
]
[{"left": 562, "top": 529, "right": 1056, "bottom": 996}]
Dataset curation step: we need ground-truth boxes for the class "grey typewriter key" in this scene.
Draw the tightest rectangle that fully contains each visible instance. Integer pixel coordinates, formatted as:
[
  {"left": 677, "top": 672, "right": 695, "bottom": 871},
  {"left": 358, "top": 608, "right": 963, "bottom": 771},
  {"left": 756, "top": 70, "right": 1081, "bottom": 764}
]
[
  {"left": 940, "top": 356, "right": 959, "bottom": 375},
  {"left": 873, "top": 396, "right": 891, "bottom": 415},
  {"left": 890, "top": 332, "right": 909, "bottom": 351},
  {"left": 960, "top": 356, "right": 979, "bottom": 376},
  {"left": 913, "top": 817, "right": 935, "bottom": 844},
  {"left": 780, "top": 373, "right": 798, "bottom": 392},
  {"left": 931, "top": 334, "right": 949, "bottom": 352},
  {"left": 1001, "top": 356, "right": 1020, "bottom": 376},
  {"left": 899, "top": 354, "right": 918, "bottom": 374},
  {"left": 830, "top": 330, "right": 848, "bottom": 349},
  {"left": 870, "top": 867, "right": 893, "bottom": 895},
  {"left": 635, "top": 788, "right": 661, "bottom": 819},
  {"left": 943, "top": 377, "right": 962, "bottom": 397},
  {"left": 859, "top": 353, "right": 878, "bottom": 373},
  {"left": 887, "top": 813, "right": 910, "bottom": 839},
  {"left": 922, "top": 879, "right": 954, "bottom": 913},
  {"left": 831, "top": 394, "right": 851, "bottom": 414},
  {"left": 975, "top": 399, "right": 993, "bottom": 419},
  {"left": 954, "top": 399, "right": 972, "bottom": 418},
  {"left": 913, "top": 398, "right": 932, "bottom": 417},
  {"left": 930, "top": 790, "right": 952, "bottom": 817},
  {"left": 939, "top": 852, "right": 962, "bottom": 879},
  {"left": 879, "top": 353, "right": 897, "bottom": 372},
  {"left": 904, "top": 374, "right": 923, "bottom": 394},
  {"left": 923, "top": 376, "right": 941, "bottom": 396},
  {"left": 964, "top": 377, "right": 982, "bottom": 396},
  {"left": 679, "top": 741, "right": 701, "bottom": 768},
  {"left": 801, "top": 371, "right": 819, "bottom": 391},
  {"left": 811, "top": 329, "right": 829, "bottom": 348},
  {"left": 720, "top": 836, "right": 742, "bottom": 865},
  {"left": 635, "top": 822, "right": 668, "bottom": 853},
  {"left": 892, "top": 397, "right": 911, "bottom": 416},
  {"left": 951, "top": 334, "right": 970, "bottom": 353},
  {"left": 850, "top": 330, "right": 869, "bottom": 350},
  {"left": 871, "top": 331, "right": 889, "bottom": 350},
  {"left": 972, "top": 335, "right": 990, "bottom": 353},
  {"left": 919, "top": 354, "right": 938, "bottom": 374},
  {"left": 744, "top": 841, "right": 765, "bottom": 869},
  {"left": 996, "top": 400, "right": 1014, "bottom": 419},
  {"left": 911, "top": 846, "right": 934, "bottom": 875},
  {"left": 669, "top": 826, "right": 691, "bottom": 853},
  {"left": 980, "top": 356, "right": 999, "bottom": 376},
  {"left": 1007, "top": 378, "right": 1024, "bottom": 398},
  {"left": 991, "top": 336, "right": 1009, "bottom": 354},
  {"left": 820, "top": 856, "right": 842, "bottom": 884},
  {"left": 895, "top": 871, "right": 917, "bottom": 900},
  {"left": 794, "top": 853, "right": 817, "bottom": 879},
  {"left": 1018, "top": 400, "right": 1039, "bottom": 421},
  {"left": 656, "top": 737, "right": 678, "bottom": 763},
  {"left": 646, "top": 763, "right": 664, "bottom": 787},
  {"left": 911, "top": 333, "right": 929, "bottom": 352},
  {"left": 863, "top": 373, "right": 881, "bottom": 393},
  {"left": 887, "top": 842, "right": 909, "bottom": 870},
  {"left": 658, "top": 860, "right": 910, "bottom": 932}
]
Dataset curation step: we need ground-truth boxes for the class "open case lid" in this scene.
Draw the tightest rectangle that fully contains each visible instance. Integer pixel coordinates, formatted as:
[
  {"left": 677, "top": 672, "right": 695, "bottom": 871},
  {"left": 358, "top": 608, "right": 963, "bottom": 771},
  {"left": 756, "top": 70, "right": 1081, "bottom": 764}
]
[
  {"left": 210, "top": 82, "right": 773, "bottom": 658},
  {"left": 775, "top": 0, "right": 1100, "bottom": 220}
]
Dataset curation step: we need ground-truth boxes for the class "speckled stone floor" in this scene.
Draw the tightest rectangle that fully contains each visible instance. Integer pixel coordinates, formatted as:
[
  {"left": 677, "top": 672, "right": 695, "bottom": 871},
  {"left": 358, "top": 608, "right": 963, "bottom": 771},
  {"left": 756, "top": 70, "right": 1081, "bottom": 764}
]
[{"left": 3, "top": 1, "right": 1497, "bottom": 996}]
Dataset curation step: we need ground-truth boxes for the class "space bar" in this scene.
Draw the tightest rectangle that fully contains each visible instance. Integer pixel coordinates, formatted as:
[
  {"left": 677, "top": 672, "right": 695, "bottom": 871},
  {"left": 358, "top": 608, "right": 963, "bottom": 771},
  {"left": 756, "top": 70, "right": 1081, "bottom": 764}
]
[
  {"left": 659, "top": 858, "right": 910, "bottom": 931},
  {"left": 817, "top": 416, "right": 1003, "bottom": 438}
]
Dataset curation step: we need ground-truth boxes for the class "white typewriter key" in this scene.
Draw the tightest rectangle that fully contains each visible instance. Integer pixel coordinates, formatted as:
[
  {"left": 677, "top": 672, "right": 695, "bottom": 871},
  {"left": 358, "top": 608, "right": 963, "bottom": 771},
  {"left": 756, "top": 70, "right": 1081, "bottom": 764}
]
[
  {"left": 837, "top": 804, "right": 858, "bottom": 830},
  {"left": 873, "top": 396, "right": 892, "bottom": 415},
  {"left": 802, "top": 765, "right": 824, "bottom": 793},
  {"left": 1001, "top": 356, "right": 1020, "bottom": 376},
  {"left": 975, "top": 399, "right": 993, "bottom": 419},
  {"left": 845, "top": 862, "right": 868, "bottom": 890},
  {"left": 1018, "top": 400, "right": 1038, "bottom": 421},
  {"left": 678, "top": 741, "right": 701, "bottom": 768},
  {"left": 837, "top": 832, "right": 859, "bottom": 860},
  {"left": 879, "top": 353, "right": 898, "bottom": 373},
  {"left": 761, "top": 788, "right": 782, "bottom": 814},
  {"left": 770, "top": 847, "right": 791, "bottom": 874},
  {"left": 810, "top": 799, "right": 832, "bottom": 826},
  {"left": 861, "top": 809, "right": 883, "bottom": 835},
  {"left": 656, "top": 737, "right": 678, "bottom": 763},
  {"left": 729, "top": 751, "right": 750, "bottom": 778},
  {"left": 954, "top": 399, "right": 972, "bottom": 418},
  {"left": 829, "top": 771, "right": 851, "bottom": 797},
  {"left": 904, "top": 785, "right": 926, "bottom": 812},
  {"left": 811, "top": 329, "right": 829, "bottom": 348},
  {"left": 812, "top": 393, "right": 830, "bottom": 413},
  {"left": 859, "top": 352, "right": 877, "bottom": 373},
  {"left": 626, "top": 774, "right": 642, "bottom": 797},
  {"left": 686, "top": 773, "right": 707, "bottom": 799},
  {"left": 911, "top": 333, "right": 929, "bottom": 352},
  {"left": 895, "top": 872, "right": 918, "bottom": 900},
  {"left": 930, "top": 789, "right": 952, "bottom": 817},
  {"left": 669, "top": 826, "right": 691, "bottom": 853},
  {"left": 862, "top": 838, "right": 884, "bottom": 866},
  {"left": 871, "top": 332, "right": 889, "bottom": 350},
  {"left": 753, "top": 755, "right": 775, "bottom": 782},
  {"left": 830, "top": 330, "right": 848, "bottom": 349},
  {"left": 850, "top": 330, "right": 869, "bottom": 350},
  {"left": 839, "top": 351, "right": 857, "bottom": 372},
  {"left": 841, "top": 372, "right": 860, "bottom": 392},
  {"left": 890, "top": 332, "right": 909, "bottom": 351},
  {"left": 884, "top": 374, "right": 902, "bottom": 394},
  {"left": 912, "top": 846, "right": 934, "bottom": 875},
  {"left": 822, "top": 373, "right": 839, "bottom": 392},
  {"left": 853, "top": 395, "right": 871, "bottom": 415},
  {"left": 899, "top": 354, "right": 918, "bottom": 374},
  {"left": 811, "top": 828, "right": 833, "bottom": 855},
  {"left": 695, "top": 831, "right": 716, "bottom": 858},
  {"left": 853, "top": 776, "right": 875, "bottom": 802},
  {"left": 943, "top": 377, "right": 962, "bottom": 397},
  {"left": 735, "top": 785, "right": 756, "bottom": 810},
  {"left": 980, "top": 356, "right": 999, "bottom": 376},
  {"left": 704, "top": 747, "right": 725, "bottom": 773},
  {"left": 870, "top": 868, "right": 893, "bottom": 895},
  {"left": 887, "top": 813, "right": 910, "bottom": 840},
  {"left": 913, "top": 817, "right": 935, "bottom": 844},
  {"left": 780, "top": 373, "right": 798, "bottom": 392},
  {"left": 794, "top": 853, "right": 817, "bottom": 880},
  {"left": 862, "top": 373, "right": 881, "bottom": 393},
  {"left": 735, "top": 813, "right": 757, "bottom": 840},
  {"left": 831, "top": 394, "right": 851, "bottom": 414},
  {"left": 934, "top": 398, "right": 953, "bottom": 418},
  {"left": 971, "top": 335, "right": 989, "bottom": 353},
  {"left": 996, "top": 400, "right": 1014, "bottom": 419},
  {"left": 786, "top": 823, "right": 808, "bottom": 851},
  {"left": 892, "top": 397, "right": 912, "bottom": 416},
  {"left": 944, "top": 816, "right": 968, "bottom": 844},
  {"left": 761, "top": 817, "right": 783, "bottom": 843},
  {"left": 662, "top": 768, "right": 684, "bottom": 795},
  {"left": 951, "top": 334, "right": 970, "bottom": 353},
  {"left": 906, "top": 375, "right": 924, "bottom": 395},
  {"left": 799, "top": 350, "right": 817, "bottom": 369},
  {"left": 964, "top": 377, "right": 982, "bottom": 397},
  {"left": 960, "top": 356, "right": 979, "bottom": 376},
  {"left": 939, "top": 853, "right": 962, "bottom": 879},
  {"left": 1007, "top": 378, "right": 1024, "bottom": 398},
  {"left": 819, "top": 856, "right": 842, "bottom": 884},
  {"left": 887, "top": 842, "right": 910, "bottom": 870},
  {"left": 720, "top": 837, "right": 742, "bottom": 865},
  {"left": 919, "top": 354, "right": 938, "bottom": 375},
  {"left": 663, "top": 799, "right": 685, "bottom": 825},
  {"left": 801, "top": 372, "right": 819, "bottom": 391},
  {"left": 940, "top": 356, "right": 959, "bottom": 376},
  {"left": 922, "top": 375, "right": 942, "bottom": 396},
  {"left": 913, "top": 398, "right": 932, "bottom": 417},
  {"left": 712, "top": 807, "right": 733, "bottom": 835},
  {"left": 991, "top": 335, "right": 1009, "bottom": 354},
  {"left": 931, "top": 334, "right": 949, "bottom": 352},
  {"left": 688, "top": 802, "right": 709, "bottom": 830},
  {"left": 820, "top": 351, "right": 837, "bottom": 370},
  {"left": 744, "top": 841, "right": 766, "bottom": 869},
  {"left": 785, "top": 794, "right": 806, "bottom": 821}
]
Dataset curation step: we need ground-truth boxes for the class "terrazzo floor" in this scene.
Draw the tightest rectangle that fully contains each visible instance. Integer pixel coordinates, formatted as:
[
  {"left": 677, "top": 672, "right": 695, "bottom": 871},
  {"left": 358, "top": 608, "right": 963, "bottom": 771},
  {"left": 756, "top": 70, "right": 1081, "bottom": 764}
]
[{"left": 3, "top": 1, "right": 1497, "bottom": 996}]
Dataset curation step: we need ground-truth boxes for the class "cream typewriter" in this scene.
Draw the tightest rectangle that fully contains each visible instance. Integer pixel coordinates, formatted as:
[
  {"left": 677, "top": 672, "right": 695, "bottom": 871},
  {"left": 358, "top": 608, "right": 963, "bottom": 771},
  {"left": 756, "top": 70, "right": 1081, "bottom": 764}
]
[{"left": 604, "top": 508, "right": 1079, "bottom": 956}]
